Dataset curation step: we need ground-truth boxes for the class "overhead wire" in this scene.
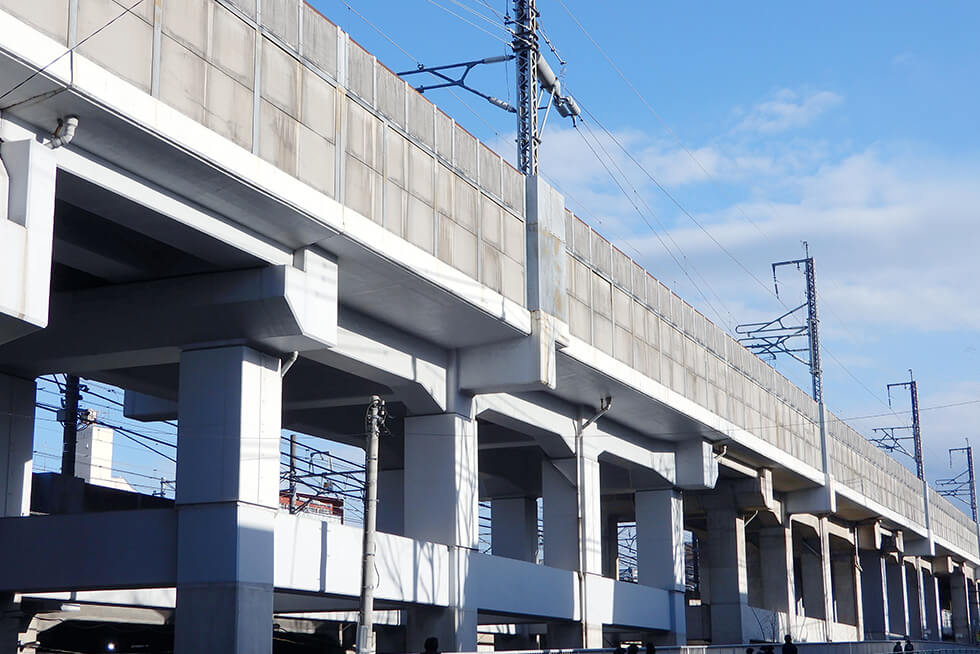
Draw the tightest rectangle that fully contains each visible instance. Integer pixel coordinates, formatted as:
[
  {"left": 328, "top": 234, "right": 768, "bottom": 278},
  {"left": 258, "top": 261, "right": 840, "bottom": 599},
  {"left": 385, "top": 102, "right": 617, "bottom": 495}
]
[
  {"left": 552, "top": 0, "right": 901, "bottom": 417},
  {"left": 335, "top": 0, "right": 506, "bottom": 138},
  {"left": 423, "top": 0, "right": 513, "bottom": 46},
  {"left": 573, "top": 118, "right": 733, "bottom": 330}
]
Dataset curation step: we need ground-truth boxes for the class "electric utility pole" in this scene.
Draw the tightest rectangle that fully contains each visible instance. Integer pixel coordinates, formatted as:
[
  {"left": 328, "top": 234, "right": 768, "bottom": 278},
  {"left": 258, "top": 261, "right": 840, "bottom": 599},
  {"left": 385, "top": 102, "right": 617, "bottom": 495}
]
[
  {"left": 513, "top": 0, "right": 539, "bottom": 175},
  {"left": 736, "top": 244, "right": 830, "bottom": 496},
  {"left": 871, "top": 370, "right": 924, "bottom": 480},
  {"left": 59, "top": 374, "right": 80, "bottom": 477},
  {"left": 356, "top": 396, "right": 385, "bottom": 654},
  {"left": 735, "top": 243, "right": 822, "bottom": 403},
  {"left": 398, "top": 0, "right": 578, "bottom": 176},
  {"left": 288, "top": 434, "right": 297, "bottom": 513},
  {"left": 938, "top": 443, "right": 978, "bottom": 522}
]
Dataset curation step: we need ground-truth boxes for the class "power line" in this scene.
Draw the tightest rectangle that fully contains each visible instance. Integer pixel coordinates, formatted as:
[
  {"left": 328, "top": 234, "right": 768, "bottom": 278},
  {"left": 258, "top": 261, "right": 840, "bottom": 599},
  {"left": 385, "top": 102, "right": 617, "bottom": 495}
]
[
  {"left": 553, "top": 0, "right": 899, "bottom": 418},
  {"left": 572, "top": 120, "right": 732, "bottom": 331},
  {"left": 424, "top": 0, "right": 513, "bottom": 46},
  {"left": 335, "top": 0, "right": 505, "bottom": 138}
]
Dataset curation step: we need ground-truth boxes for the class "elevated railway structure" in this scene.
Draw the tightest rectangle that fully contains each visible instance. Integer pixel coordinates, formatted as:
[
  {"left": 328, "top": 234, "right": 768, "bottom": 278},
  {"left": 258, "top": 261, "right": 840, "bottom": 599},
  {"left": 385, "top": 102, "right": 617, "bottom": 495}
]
[{"left": 0, "top": 1, "right": 978, "bottom": 651}]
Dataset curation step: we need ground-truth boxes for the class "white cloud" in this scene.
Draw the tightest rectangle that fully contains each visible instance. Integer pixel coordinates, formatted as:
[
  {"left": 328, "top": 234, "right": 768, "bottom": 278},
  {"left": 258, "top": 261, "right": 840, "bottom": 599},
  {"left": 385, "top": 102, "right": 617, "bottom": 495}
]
[{"left": 736, "top": 88, "right": 843, "bottom": 134}]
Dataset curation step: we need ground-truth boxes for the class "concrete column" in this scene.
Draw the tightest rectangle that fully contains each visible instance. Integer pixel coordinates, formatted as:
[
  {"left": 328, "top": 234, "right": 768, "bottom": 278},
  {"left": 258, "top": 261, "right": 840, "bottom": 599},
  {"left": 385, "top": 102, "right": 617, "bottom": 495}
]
[
  {"left": 704, "top": 507, "right": 747, "bottom": 644},
  {"left": 541, "top": 453, "right": 603, "bottom": 648},
  {"left": 0, "top": 139, "right": 56, "bottom": 346},
  {"left": 0, "top": 373, "right": 34, "bottom": 518},
  {"left": 831, "top": 553, "right": 858, "bottom": 627},
  {"left": 906, "top": 560, "right": 923, "bottom": 640},
  {"left": 542, "top": 458, "right": 578, "bottom": 571},
  {"left": 600, "top": 508, "right": 619, "bottom": 579},
  {"left": 886, "top": 558, "right": 910, "bottom": 636},
  {"left": 951, "top": 569, "right": 971, "bottom": 643},
  {"left": 636, "top": 490, "right": 686, "bottom": 644},
  {"left": 922, "top": 569, "right": 941, "bottom": 640},
  {"left": 377, "top": 468, "right": 404, "bottom": 535},
  {"left": 760, "top": 526, "right": 797, "bottom": 638},
  {"left": 175, "top": 346, "right": 282, "bottom": 654},
  {"left": 817, "top": 518, "right": 835, "bottom": 639},
  {"left": 859, "top": 551, "right": 889, "bottom": 638},
  {"left": 968, "top": 576, "right": 979, "bottom": 644},
  {"left": 491, "top": 497, "right": 538, "bottom": 562},
  {"left": 404, "top": 413, "right": 478, "bottom": 652}
]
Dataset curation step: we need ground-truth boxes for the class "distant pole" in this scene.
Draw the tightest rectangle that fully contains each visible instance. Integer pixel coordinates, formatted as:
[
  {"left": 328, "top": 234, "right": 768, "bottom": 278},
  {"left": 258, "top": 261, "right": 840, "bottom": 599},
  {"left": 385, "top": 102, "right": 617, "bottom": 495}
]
[
  {"left": 289, "top": 434, "right": 297, "bottom": 513},
  {"left": 60, "top": 374, "right": 80, "bottom": 477},
  {"left": 513, "top": 0, "right": 539, "bottom": 175},
  {"left": 357, "top": 396, "right": 384, "bottom": 654}
]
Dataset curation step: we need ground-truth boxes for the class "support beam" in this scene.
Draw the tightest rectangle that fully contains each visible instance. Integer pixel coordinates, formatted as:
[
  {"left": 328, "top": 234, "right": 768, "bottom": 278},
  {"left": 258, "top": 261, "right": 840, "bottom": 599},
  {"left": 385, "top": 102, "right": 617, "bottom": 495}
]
[
  {"left": 175, "top": 346, "right": 282, "bottom": 654},
  {"left": 0, "top": 251, "right": 337, "bottom": 376},
  {"left": 0, "top": 139, "right": 55, "bottom": 346}
]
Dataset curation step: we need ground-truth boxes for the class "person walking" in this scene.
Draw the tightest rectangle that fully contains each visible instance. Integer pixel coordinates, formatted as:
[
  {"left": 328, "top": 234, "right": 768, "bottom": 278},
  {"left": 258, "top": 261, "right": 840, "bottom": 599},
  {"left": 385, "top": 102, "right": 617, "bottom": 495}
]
[
  {"left": 904, "top": 636, "right": 914, "bottom": 652},
  {"left": 782, "top": 634, "right": 798, "bottom": 654}
]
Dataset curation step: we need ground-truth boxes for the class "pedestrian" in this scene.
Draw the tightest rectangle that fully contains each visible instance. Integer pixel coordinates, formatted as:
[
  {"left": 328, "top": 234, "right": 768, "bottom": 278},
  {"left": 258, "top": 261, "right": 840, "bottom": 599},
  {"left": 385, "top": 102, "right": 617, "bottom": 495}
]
[
  {"left": 422, "top": 636, "right": 440, "bottom": 654},
  {"left": 904, "top": 637, "right": 914, "bottom": 652},
  {"left": 627, "top": 644, "right": 639, "bottom": 654},
  {"left": 746, "top": 647, "right": 755, "bottom": 654},
  {"left": 782, "top": 634, "right": 798, "bottom": 654},
  {"left": 892, "top": 642, "right": 902, "bottom": 653}
]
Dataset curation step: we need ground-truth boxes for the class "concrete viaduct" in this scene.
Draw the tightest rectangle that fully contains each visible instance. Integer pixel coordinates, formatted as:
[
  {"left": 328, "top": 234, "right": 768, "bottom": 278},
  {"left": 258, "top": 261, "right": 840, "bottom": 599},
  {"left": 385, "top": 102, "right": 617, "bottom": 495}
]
[{"left": 0, "top": 1, "right": 978, "bottom": 652}]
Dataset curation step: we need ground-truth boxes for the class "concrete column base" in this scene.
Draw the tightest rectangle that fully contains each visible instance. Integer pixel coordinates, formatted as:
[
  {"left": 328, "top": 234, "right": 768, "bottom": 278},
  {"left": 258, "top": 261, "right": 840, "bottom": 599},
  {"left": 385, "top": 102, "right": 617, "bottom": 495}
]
[
  {"left": 406, "top": 606, "right": 477, "bottom": 654},
  {"left": 174, "top": 583, "right": 274, "bottom": 653}
]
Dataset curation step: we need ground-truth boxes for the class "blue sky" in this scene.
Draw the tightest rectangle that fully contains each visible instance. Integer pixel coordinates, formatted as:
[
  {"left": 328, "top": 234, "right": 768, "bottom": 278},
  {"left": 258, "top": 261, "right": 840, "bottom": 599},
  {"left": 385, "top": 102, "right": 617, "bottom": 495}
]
[
  {"left": 31, "top": 2, "right": 980, "bottom": 516},
  {"left": 318, "top": 0, "right": 980, "bottom": 504}
]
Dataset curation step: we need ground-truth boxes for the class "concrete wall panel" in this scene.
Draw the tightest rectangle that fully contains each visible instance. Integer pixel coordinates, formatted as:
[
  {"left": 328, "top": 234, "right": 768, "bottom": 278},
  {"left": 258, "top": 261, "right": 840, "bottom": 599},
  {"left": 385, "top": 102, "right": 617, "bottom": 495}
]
[
  {"left": 376, "top": 62, "right": 406, "bottom": 128},
  {"left": 453, "top": 124, "right": 477, "bottom": 180},
  {"left": 262, "top": 37, "right": 300, "bottom": 117},
  {"left": 159, "top": 35, "right": 208, "bottom": 123},
  {"left": 453, "top": 177, "right": 478, "bottom": 233},
  {"left": 301, "top": 3, "right": 337, "bottom": 76},
  {"left": 407, "top": 90, "right": 435, "bottom": 148},
  {"left": 347, "top": 42, "right": 374, "bottom": 106},
  {"left": 0, "top": 0, "right": 69, "bottom": 45},
  {"left": 211, "top": 2, "right": 255, "bottom": 87},
  {"left": 299, "top": 67, "right": 336, "bottom": 140},
  {"left": 435, "top": 110, "right": 453, "bottom": 161},
  {"left": 205, "top": 63, "right": 254, "bottom": 149},
  {"left": 78, "top": 0, "right": 153, "bottom": 91},
  {"left": 261, "top": 0, "right": 298, "bottom": 48},
  {"left": 259, "top": 99, "right": 298, "bottom": 175},
  {"left": 162, "top": 0, "right": 208, "bottom": 56},
  {"left": 296, "top": 122, "right": 336, "bottom": 197}
]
